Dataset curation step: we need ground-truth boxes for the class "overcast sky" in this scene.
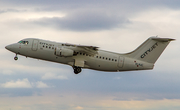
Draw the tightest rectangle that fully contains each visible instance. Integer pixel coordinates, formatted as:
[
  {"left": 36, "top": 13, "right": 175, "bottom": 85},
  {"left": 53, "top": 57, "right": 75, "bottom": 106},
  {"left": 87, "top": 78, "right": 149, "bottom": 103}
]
[{"left": 0, "top": 0, "right": 179, "bottom": 110}]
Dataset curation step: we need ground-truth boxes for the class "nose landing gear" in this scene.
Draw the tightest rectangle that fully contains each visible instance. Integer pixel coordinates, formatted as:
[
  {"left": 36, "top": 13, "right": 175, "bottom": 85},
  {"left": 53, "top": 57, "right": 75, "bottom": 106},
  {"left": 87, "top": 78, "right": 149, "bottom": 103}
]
[
  {"left": 14, "top": 54, "right": 18, "bottom": 60},
  {"left": 73, "top": 66, "right": 82, "bottom": 74}
]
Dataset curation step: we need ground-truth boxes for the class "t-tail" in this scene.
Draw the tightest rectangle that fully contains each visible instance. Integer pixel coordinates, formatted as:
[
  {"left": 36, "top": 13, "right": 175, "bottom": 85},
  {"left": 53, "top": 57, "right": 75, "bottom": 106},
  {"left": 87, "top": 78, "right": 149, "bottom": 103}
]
[{"left": 126, "top": 37, "right": 175, "bottom": 64}]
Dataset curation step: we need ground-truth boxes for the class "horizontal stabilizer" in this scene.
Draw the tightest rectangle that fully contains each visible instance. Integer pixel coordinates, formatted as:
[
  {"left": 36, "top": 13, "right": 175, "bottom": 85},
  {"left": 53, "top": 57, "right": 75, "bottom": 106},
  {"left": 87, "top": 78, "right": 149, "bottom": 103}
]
[{"left": 151, "top": 37, "right": 175, "bottom": 42}]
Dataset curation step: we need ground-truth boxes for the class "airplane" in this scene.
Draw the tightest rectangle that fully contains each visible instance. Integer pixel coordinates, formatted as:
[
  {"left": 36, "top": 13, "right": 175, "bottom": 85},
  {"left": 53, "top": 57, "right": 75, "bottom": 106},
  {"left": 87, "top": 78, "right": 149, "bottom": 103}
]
[{"left": 5, "top": 37, "right": 175, "bottom": 74}]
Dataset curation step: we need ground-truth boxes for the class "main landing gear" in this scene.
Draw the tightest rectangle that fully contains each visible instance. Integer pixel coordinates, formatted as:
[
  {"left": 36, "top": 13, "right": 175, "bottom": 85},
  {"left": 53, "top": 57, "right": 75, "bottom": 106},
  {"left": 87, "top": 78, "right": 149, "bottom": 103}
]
[
  {"left": 14, "top": 54, "right": 18, "bottom": 60},
  {"left": 73, "top": 66, "right": 82, "bottom": 74}
]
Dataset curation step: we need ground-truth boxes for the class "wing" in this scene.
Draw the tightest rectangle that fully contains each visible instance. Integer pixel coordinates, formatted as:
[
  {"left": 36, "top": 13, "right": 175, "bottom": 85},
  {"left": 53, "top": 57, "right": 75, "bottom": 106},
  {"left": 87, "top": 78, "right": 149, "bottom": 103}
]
[{"left": 64, "top": 43, "right": 99, "bottom": 56}]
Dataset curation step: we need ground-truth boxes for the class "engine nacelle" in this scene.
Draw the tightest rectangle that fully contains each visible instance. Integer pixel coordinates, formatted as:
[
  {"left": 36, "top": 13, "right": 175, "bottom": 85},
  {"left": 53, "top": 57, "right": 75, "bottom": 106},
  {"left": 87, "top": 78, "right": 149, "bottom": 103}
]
[{"left": 55, "top": 47, "right": 74, "bottom": 57}]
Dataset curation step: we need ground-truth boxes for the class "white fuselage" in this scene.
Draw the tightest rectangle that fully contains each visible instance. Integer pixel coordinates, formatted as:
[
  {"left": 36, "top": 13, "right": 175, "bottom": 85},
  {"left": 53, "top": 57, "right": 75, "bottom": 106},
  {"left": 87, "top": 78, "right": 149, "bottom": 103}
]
[{"left": 6, "top": 38, "right": 154, "bottom": 72}]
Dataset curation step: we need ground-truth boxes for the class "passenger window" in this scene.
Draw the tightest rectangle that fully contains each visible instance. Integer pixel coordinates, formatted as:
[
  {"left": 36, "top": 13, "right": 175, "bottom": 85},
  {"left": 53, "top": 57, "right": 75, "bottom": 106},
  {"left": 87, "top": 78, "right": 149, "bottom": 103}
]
[
  {"left": 43, "top": 45, "right": 45, "bottom": 48},
  {"left": 49, "top": 47, "right": 51, "bottom": 49},
  {"left": 106, "top": 58, "right": 108, "bottom": 60},
  {"left": 112, "top": 59, "right": 114, "bottom": 61},
  {"left": 80, "top": 53, "right": 82, "bottom": 55},
  {"left": 99, "top": 56, "right": 101, "bottom": 59},
  {"left": 52, "top": 47, "right": 54, "bottom": 49},
  {"left": 96, "top": 56, "right": 98, "bottom": 58},
  {"left": 115, "top": 59, "right": 117, "bottom": 62},
  {"left": 103, "top": 57, "right": 104, "bottom": 59},
  {"left": 109, "top": 58, "right": 111, "bottom": 60},
  {"left": 46, "top": 46, "right": 48, "bottom": 48}
]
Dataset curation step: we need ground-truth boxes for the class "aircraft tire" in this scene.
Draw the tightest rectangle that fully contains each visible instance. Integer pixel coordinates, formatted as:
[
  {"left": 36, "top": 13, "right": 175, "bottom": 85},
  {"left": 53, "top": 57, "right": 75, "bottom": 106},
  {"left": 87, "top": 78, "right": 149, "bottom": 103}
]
[
  {"left": 76, "top": 67, "right": 82, "bottom": 73},
  {"left": 14, "top": 57, "right": 18, "bottom": 60},
  {"left": 74, "top": 67, "right": 82, "bottom": 74},
  {"left": 74, "top": 70, "right": 79, "bottom": 74}
]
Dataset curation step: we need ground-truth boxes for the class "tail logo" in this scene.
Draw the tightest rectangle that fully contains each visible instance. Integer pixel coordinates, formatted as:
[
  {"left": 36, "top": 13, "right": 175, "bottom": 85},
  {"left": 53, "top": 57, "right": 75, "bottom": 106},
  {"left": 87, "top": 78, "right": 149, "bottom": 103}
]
[{"left": 141, "top": 42, "right": 158, "bottom": 58}]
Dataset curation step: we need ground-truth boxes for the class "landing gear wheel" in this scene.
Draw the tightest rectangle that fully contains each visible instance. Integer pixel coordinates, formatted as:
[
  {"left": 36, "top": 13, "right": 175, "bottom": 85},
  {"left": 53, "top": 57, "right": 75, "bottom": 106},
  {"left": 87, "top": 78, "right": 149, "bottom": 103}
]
[
  {"left": 73, "top": 66, "right": 82, "bottom": 74},
  {"left": 76, "top": 67, "right": 82, "bottom": 73},
  {"left": 14, "top": 56, "right": 18, "bottom": 60},
  {"left": 74, "top": 70, "right": 78, "bottom": 74},
  {"left": 14, "top": 54, "right": 18, "bottom": 60}
]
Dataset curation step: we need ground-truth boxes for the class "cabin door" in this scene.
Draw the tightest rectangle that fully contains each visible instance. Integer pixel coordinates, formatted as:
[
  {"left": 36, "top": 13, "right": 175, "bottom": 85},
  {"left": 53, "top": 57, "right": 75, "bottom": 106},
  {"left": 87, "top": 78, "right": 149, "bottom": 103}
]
[
  {"left": 118, "top": 56, "right": 124, "bottom": 68},
  {"left": 32, "top": 40, "right": 39, "bottom": 51}
]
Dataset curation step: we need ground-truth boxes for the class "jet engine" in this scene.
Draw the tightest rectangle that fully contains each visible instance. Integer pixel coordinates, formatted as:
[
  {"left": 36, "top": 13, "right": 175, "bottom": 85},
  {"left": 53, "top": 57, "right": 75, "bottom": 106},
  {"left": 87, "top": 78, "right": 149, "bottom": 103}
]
[{"left": 55, "top": 47, "right": 74, "bottom": 57}]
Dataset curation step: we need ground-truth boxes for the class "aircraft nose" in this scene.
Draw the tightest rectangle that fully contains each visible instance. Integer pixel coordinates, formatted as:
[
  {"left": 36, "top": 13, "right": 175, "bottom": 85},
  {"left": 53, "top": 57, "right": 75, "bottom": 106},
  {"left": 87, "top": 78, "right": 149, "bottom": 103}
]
[
  {"left": 5, "top": 43, "right": 20, "bottom": 53},
  {"left": 5, "top": 45, "right": 12, "bottom": 50}
]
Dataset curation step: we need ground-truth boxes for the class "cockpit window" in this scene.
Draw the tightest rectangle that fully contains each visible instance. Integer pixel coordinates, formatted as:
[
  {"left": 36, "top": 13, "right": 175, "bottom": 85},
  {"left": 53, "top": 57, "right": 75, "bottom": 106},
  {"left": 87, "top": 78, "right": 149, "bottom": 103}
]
[{"left": 18, "top": 40, "right": 29, "bottom": 44}]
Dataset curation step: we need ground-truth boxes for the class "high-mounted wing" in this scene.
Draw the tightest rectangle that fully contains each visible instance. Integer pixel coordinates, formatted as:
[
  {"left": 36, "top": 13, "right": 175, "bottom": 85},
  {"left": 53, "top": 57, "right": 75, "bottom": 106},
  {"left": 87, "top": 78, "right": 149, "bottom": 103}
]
[{"left": 64, "top": 43, "right": 99, "bottom": 56}]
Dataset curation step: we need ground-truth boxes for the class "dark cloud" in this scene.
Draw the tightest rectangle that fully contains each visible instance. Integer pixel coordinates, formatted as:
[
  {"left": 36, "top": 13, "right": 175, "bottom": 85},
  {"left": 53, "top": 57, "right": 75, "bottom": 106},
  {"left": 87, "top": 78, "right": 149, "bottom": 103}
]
[
  {"left": 0, "top": 9, "right": 22, "bottom": 14},
  {"left": 33, "top": 11, "right": 130, "bottom": 31},
  {"left": 2, "top": 0, "right": 180, "bottom": 31},
  {"left": 42, "top": 70, "right": 180, "bottom": 100},
  {"left": 2, "top": 0, "right": 180, "bottom": 11}
]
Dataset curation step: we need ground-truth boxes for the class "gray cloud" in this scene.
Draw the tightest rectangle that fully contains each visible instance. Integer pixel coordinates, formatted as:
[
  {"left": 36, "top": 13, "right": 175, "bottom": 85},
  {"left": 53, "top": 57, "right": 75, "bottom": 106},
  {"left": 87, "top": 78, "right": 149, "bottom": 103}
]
[
  {"left": 0, "top": 88, "right": 35, "bottom": 97},
  {"left": 33, "top": 11, "right": 130, "bottom": 31},
  {"left": 2, "top": 0, "right": 180, "bottom": 32},
  {"left": 2, "top": 0, "right": 180, "bottom": 12},
  {"left": 0, "top": 9, "right": 22, "bottom": 14}
]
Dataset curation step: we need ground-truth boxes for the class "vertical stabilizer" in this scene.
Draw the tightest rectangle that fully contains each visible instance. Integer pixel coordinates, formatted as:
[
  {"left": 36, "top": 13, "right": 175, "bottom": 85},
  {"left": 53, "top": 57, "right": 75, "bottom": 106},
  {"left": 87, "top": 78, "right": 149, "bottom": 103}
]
[{"left": 126, "top": 37, "right": 175, "bottom": 64}]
